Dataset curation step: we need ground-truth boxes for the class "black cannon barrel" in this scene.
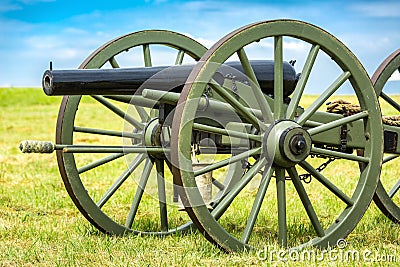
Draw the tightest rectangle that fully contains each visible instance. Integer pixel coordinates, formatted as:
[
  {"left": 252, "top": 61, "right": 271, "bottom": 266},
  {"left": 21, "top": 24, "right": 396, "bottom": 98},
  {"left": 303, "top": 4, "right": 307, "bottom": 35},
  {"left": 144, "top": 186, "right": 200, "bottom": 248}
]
[
  {"left": 42, "top": 60, "right": 298, "bottom": 96},
  {"left": 42, "top": 65, "right": 180, "bottom": 96}
]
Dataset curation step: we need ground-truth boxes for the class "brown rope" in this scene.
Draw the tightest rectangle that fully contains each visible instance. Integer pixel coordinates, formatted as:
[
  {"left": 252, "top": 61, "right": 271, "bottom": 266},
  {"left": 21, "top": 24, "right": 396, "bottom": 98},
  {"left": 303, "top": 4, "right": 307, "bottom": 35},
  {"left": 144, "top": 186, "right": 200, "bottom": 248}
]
[
  {"left": 382, "top": 115, "right": 400, "bottom": 126},
  {"left": 326, "top": 99, "right": 361, "bottom": 116},
  {"left": 326, "top": 99, "right": 400, "bottom": 126}
]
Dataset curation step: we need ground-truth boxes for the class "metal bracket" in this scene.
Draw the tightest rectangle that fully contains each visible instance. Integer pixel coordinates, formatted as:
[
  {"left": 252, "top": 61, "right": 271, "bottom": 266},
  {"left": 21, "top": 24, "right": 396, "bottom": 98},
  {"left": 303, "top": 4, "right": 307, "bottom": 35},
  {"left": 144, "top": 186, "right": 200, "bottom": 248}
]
[
  {"left": 225, "top": 73, "right": 239, "bottom": 99},
  {"left": 340, "top": 124, "right": 348, "bottom": 152},
  {"left": 384, "top": 130, "right": 398, "bottom": 153}
]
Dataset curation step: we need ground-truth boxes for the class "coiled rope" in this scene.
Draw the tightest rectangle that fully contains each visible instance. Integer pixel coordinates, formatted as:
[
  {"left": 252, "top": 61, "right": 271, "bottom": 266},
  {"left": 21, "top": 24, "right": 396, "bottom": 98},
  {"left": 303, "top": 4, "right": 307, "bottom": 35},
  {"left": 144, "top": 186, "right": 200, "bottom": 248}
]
[{"left": 326, "top": 99, "right": 400, "bottom": 126}]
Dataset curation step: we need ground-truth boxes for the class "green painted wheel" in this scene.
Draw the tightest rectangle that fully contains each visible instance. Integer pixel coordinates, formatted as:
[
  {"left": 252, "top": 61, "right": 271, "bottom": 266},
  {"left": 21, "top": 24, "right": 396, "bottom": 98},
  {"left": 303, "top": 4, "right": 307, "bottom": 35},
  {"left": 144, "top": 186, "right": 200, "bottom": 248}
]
[
  {"left": 171, "top": 20, "right": 383, "bottom": 251},
  {"left": 371, "top": 49, "right": 400, "bottom": 223},
  {"left": 56, "top": 30, "right": 208, "bottom": 235}
]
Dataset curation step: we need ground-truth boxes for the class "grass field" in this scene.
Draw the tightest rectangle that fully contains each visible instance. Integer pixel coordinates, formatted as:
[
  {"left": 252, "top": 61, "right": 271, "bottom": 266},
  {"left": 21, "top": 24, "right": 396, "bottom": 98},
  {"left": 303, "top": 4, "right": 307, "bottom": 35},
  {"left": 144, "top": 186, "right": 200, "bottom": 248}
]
[{"left": 0, "top": 87, "right": 399, "bottom": 266}]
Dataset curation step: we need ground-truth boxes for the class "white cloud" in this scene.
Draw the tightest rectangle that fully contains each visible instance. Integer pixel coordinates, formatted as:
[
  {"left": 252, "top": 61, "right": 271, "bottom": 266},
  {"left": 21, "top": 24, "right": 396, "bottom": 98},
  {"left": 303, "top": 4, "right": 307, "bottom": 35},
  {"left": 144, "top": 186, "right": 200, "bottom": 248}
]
[
  {"left": 0, "top": 3, "right": 20, "bottom": 12},
  {"left": 63, "top": 27, "right": 89, "bottom": 35},
  {"left": 18, "top": 0, "right": 54, "bottom": 4},
  {"left": 144, "top": 0, "right": 168, "bottom": 3},
  {"left": 24, "top": 35, "right": 63, "bottom": 50},
  {"left": 284, "top": 40, "right": 309, "bottom": 52},
  {"left": 351, "top": 2, "right": 400, "bottom": 18},
  {"left": 0, "top": 0, "right": 55, "bottom": 12},
  {"left": 184, "top": 34, "right": 215, "bottom": 49},
  {"left": 389, "top": 71, "right": 400, "bottom": 81},
  {"left": 1, "top": 0, "right": 400, "bottom": 88},
  {"left": 0, "top": 17, "right": 40, "bottom": 38},
  {"left": 21, "top": 32, "right": 108, "bottom": 64}
]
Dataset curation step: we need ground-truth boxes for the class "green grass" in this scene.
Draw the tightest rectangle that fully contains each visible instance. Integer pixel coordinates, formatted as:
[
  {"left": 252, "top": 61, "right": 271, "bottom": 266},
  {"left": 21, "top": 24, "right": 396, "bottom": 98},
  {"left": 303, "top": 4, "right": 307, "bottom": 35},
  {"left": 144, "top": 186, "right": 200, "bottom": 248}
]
[{"left": 0, "top": 87, "right": 399, "bottom": 266}]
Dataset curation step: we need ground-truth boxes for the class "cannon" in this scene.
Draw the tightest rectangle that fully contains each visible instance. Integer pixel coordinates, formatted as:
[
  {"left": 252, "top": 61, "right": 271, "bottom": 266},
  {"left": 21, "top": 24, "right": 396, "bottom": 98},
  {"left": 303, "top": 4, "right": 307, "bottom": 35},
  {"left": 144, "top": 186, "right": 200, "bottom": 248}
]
[
  {"left": 42, "top": 60, "right": 298, "bottom": 96},
  {"left": 20, "top": 20, "right": 399, "bottom": 252}
]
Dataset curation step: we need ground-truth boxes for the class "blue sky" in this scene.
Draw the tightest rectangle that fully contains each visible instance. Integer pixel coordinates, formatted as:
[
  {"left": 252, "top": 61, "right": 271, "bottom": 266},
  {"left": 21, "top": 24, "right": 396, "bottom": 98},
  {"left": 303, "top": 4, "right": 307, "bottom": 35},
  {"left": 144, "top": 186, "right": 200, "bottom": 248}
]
[{"left": 0, "top": 0, "right": 399, "bottom": 88}]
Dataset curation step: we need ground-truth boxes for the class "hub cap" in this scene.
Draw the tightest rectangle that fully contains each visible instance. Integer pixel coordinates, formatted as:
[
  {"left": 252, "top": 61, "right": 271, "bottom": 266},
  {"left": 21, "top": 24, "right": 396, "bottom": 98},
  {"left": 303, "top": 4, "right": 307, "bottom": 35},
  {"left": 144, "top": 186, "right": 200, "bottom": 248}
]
[{"left": 263, "top": 120, "right": 312, "bottom": 167}]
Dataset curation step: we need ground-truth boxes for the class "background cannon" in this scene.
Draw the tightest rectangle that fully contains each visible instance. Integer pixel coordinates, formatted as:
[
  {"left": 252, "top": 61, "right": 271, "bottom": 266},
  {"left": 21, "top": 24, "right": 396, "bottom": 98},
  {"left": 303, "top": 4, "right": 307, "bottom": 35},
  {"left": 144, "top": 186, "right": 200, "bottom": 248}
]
[
  {"left": 28, "top": 30, "right": 209, "bottom": 236},
  {"left": 20, "top": 19, "right": 400, "bottom": 252}
]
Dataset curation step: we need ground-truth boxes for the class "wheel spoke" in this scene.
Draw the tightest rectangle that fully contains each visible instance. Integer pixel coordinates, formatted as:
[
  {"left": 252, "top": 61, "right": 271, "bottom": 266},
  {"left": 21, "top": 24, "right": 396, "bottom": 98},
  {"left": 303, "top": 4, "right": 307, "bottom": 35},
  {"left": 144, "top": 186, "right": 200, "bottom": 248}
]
[
  {"left": 299, "top": 161, "right": 354, "bottom": 206},
  {"left": 311, "top": 146, "right": 369, "bottom": 163},
  {"left": 213, "top": 161, "right": 246, "bottom": 202},
  {"left": 62, "top": 145, "right": 169, "bottom": 154},
  {"left": 286, "top": 44, "right": 320, "bottom": 120},
  {"left": 303, "top": 120, "right": 323, "bottom": 128},
  {"left": 175, "top": 50, "right": 185, "bottom": 65},
  {"left": 241, "top": 166, "right": 274, "bottom": 243},
  {"left": 142, "top": 89, "right": 267, "bottom": 120},
  {"left": 237, "top": 48, "right": 273, "bottom": 123},
  {"left": 192, "top": 122, "right": 262, "bottom": 142},
  {"left": 381, "top": 92, "right": 400, "bottom": 113},
  {"left": 78, "top": 153, "right": 125, "bottom": 174},
  {"left": 125, "top": 157, "right": 153, "bottom": 228},
  {"left": 108, "top": 56, "right": 120, "bottom": 68},
  {"left": 135, "top": 106, "right": 150, "bottom": 122},
  {"left": 307, "top": 111, "right": 368, "bottom": 136},
  {"left": 274, "top": 36, "right": 284, "bottom": 120},
  {"left": 74, "top": 126, "right": 141, "bottom": 139},
  {"left": 275, "top": 168, "right": 287, "bottom": 247},
  {"left": 97, "top": 154, "right": 146, "bottom": 208},
  {"left": 155, "top": 159, "right": 168, "bottom": 232},
  {"left": 211, "top": 157, "right": 268, "bottom": 220},
  {"left": 92, "top": 95, "right": 144, "bottom": 130},
  {"left": 193, "top": 147, "right": 262, "bottom": 177},
  {"left": 287, "top": 167, "right": 325, "bottom": 237},
  {"left": 296, "top": 71, "right": 351, "bottom": 125},
  {"left": 143, "top": 44, "right": 152, "bottom": 67},
  {"left": 383, "top": 154, "right": 398, "bottom": 164},
  {"left": 388, "top": 179, "right": 400, "bottom": 198},
  {"left": 212, "top": 177, "right": 225, "bottom": 191},
  {"left": 209, "top": 82, "right": 265, "bottom": 131},
  {"left": 104, "top": 95, "right": 158, "bottom": 108}
]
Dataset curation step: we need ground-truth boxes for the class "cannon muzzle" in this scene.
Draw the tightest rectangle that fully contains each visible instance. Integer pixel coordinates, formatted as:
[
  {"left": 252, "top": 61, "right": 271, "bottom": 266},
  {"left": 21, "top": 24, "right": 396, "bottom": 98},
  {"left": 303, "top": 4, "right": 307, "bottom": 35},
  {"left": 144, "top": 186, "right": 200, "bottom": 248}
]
[{"left": 42, "top": 60, "right": 299, "bottom": 97}]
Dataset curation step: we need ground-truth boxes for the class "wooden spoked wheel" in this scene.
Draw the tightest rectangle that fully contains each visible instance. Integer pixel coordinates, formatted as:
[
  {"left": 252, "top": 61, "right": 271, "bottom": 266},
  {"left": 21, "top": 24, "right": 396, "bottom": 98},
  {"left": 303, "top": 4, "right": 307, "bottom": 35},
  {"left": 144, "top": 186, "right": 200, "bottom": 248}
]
[
  {"left": 56, "top": 30, "right": 207, "bottom": 235},
  {"left": 372, "top": 49, "right": 400, "bottom": 223},
  {"left": 171, "top": 20, "right": 383, "bottom": 251}
]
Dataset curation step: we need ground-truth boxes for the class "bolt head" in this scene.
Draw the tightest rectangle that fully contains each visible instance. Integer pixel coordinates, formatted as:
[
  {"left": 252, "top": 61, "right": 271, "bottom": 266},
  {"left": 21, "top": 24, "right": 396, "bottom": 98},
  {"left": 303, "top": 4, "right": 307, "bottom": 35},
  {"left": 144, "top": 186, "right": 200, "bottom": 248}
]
[{"left": 290, "top": 134, "right": 307, "bottom": 155}]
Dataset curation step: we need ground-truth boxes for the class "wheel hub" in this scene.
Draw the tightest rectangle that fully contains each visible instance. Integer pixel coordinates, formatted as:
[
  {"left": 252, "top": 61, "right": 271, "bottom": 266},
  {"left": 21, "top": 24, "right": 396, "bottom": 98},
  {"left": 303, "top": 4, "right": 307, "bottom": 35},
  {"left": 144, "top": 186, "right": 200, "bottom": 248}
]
[
  {"left": 142, "top": 118, "right": 166, "bottom": 159},
  {"left": 263, "top": 120, "right": 312, "bottom": 167}
]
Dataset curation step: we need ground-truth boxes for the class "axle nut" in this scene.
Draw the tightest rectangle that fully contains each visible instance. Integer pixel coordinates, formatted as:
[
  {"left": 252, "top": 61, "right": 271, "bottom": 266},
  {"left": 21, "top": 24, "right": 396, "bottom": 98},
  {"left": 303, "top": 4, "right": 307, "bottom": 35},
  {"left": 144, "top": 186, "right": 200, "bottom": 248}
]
[{"left": 290, "top": 134, "right": 307, "bottom": 155}]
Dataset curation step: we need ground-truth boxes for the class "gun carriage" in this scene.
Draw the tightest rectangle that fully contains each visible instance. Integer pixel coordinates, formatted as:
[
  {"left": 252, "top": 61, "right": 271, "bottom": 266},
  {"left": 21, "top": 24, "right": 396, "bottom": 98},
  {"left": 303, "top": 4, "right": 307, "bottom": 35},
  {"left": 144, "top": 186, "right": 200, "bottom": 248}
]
[{"left": 20, "top": 20, "right": 400, "bottom": 252}]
